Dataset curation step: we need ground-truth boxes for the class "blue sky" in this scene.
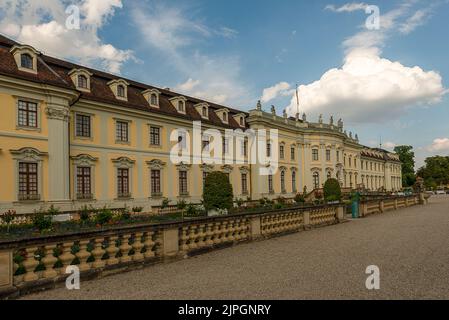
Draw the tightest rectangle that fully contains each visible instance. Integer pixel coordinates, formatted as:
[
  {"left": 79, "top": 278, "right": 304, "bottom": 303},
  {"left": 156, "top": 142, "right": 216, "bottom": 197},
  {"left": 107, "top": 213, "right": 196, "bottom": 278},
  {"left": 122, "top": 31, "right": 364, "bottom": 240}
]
[{"left": 1, "top": 0, "right": 448, "bottom": 168}]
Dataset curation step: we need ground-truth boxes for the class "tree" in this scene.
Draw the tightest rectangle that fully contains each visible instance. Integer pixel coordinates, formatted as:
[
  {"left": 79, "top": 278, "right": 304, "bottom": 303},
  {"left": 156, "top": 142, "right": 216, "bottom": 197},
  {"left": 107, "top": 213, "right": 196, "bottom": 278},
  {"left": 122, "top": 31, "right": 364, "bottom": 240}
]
[
  {"left": 394, "top": 145, "right": 416, "bottom": 187},
  {"left": 416, "top": 156, "right": 449, "bottom": 189},
  {"left": 323, "top": 178, "right": 342, "bottom": 202},
  {"left": 203, "top": 171, "right": 234, "bottom": 211}
]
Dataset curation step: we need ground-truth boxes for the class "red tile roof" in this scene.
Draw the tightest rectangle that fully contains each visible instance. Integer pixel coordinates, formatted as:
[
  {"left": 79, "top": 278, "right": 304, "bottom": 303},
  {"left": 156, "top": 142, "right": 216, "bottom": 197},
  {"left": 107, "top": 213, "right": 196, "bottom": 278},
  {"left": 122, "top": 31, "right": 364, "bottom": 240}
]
[{"left": 0, "top": 34, "right": 247, "bottom": 130}]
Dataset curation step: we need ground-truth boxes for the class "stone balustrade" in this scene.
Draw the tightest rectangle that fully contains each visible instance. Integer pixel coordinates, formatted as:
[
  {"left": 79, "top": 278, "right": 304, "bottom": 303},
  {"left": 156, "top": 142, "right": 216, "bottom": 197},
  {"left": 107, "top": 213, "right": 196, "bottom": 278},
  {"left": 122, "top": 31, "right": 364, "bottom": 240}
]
[
  {"left": 0, "top": 196, "right": 424, "bottom": 298},
  {"left": 359, "top": 195, "right": 421, "bottom": 217}
]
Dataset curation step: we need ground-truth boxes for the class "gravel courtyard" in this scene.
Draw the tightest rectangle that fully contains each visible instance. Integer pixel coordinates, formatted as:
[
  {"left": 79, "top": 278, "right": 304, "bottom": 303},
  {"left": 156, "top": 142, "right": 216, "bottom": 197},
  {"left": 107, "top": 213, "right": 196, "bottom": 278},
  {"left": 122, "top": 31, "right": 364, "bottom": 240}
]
[{"left": 24, "top": 196, "right": 449, "bottom": 300}]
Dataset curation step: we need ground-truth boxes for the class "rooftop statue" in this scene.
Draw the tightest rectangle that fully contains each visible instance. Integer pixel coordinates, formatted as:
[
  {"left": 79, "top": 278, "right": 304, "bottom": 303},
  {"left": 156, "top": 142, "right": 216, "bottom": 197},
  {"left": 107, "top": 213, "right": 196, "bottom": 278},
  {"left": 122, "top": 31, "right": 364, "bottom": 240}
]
[
  {"left": 330, "top": 116, "right": 334, "bottom": 126},
  {"left": 318, "top": 114, "right": 323, "bottom": 124},
  {"left": 338, "top": 118, "right": 343, "bottom": 128},
  {"left": 302, "top": 113, "right": 307, "bottom": 122},
  {"left": 256, "top": 100, "right": 262, "bottom": 110},
  {"left": 271, "top": 105, "right": 276, "bottom": 115},
  {"left": 283, "top": 109, "right": 288, "bottom": 118}
]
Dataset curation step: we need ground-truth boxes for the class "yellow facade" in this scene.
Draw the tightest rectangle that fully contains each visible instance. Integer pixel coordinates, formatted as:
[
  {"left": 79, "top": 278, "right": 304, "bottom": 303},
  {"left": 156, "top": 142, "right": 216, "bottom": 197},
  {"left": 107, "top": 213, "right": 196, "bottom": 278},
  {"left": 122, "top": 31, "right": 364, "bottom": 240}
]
[{"left": 0, "top": 37, "right": 403, "bottom": 214}]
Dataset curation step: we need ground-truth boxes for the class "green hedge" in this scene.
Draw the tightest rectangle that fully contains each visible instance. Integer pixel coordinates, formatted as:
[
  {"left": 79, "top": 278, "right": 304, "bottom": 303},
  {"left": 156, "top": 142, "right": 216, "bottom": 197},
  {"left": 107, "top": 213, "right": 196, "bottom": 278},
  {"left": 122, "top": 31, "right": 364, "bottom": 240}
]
[{"left": 203, "top": 171, "right": 234, "bottom": 211}]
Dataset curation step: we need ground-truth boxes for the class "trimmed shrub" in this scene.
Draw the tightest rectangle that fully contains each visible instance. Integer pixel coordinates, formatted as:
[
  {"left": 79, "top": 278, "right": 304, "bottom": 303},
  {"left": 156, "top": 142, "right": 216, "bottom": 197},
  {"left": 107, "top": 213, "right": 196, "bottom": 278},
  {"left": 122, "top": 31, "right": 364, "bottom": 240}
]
[
  {"left": 203, "top": 171, "right": 234, "bottom": 211},
  {"left": 323, "top": 178, "right": 342, "bottom": 202},
  {"left": 79, "top": 205, "right": 91, "bottom": 222}
]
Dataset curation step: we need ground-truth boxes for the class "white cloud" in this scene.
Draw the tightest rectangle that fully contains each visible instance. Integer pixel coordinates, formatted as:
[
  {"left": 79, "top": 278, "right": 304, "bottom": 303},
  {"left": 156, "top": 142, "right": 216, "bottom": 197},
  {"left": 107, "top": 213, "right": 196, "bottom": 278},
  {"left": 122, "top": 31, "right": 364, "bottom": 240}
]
[
  {"left": 0, "top": 0, "right": 132, "bottom": 74},
  {"left": 82, "top": 0, "right": 123, "bottom": 27},
  {"left": 261, "top": 82, "right": 291, "bottom": 103},
  {"left": 133, "top": 3, "right": 250, "bottom": 107},
  {"left": 399, "top": 9, "right": 431, "bottom": 34},
  {"left": 427, "top": 138, "right": 449, "bottom": 152},
  {"left": 285, "top": 3, "right": 446, "bottom": 123},
  {"left": 286, "top": 47, "right": 445, "bottom": 123},
  {"left": 325, "top": 3, "right": 368, "bottom": 13}
]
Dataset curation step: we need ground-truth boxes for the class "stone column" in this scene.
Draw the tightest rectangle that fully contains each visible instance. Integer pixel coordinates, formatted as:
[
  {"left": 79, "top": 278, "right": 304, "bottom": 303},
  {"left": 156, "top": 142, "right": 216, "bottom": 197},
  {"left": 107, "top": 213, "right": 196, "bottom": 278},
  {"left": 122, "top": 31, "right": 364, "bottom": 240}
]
[
  {"left": 46, "top": 103, "right": 70, "bottom": 202},
  {"left": 249, "top": 216, "right": 261, "bottom": 240}
]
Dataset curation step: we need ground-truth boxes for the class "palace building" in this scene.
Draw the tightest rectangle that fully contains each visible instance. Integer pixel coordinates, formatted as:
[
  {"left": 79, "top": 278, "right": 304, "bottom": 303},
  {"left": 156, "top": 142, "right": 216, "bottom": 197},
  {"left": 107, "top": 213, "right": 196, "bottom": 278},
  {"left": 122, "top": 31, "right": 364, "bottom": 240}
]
[{"left": 0, "top": 35, "right": 402, "bottom": 214}]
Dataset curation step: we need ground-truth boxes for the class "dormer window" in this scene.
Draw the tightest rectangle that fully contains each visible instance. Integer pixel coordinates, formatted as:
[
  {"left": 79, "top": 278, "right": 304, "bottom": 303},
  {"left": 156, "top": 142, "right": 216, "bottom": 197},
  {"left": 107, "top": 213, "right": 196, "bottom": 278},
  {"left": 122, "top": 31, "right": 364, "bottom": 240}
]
[
  {"left": 151, "top": 94, "right": 158, "bottom": 105},
  {"left": 215, "top": 108, "right": 229, "bottom": 124},
  {"left": 178, "top": 100, "right": 185, "bottom": 112},
  {"left": 69, "top": 68, "right": 93, "bottom": 92},
  {"left": 142, "top": 88, "right": 161, "bottom": 108},
  {"left": 78, "top": 75, "right": 88, "bottom": 89},
  {"left": 194, "top": 102, "right": 209, "bottom": 119},
  {"left": 107, "top": 79, "right": 129, "bottom": 101},
  {"left": 117, "top": 85, "right": 125, "bottom": 97},
  {"left": 233, "top": 113, "right": 246, "bottom": 127},
  {"left": 10, "top": 45, "right": 39, "bottom": 74},
  {"left": 169, "top": 96, "right": 187, "bottom": 114},
  {"left": 21, "top": 54, "right": 33, "bottom": 69}
]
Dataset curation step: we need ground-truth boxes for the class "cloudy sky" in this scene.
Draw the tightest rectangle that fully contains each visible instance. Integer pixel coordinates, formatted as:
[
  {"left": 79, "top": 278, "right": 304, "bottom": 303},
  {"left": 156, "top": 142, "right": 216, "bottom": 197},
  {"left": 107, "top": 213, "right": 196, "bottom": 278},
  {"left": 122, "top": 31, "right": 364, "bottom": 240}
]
[{"left": 0, "top": 0, "right": 448, "bottom": 168}]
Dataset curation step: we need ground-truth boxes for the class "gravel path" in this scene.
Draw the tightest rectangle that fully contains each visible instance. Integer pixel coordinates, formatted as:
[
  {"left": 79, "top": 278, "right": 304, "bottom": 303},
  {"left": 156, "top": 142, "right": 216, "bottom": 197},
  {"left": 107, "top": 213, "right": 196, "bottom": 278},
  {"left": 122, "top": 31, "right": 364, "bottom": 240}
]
[{"left": 24, "top": 196, "right": 449, "bottom": 300}]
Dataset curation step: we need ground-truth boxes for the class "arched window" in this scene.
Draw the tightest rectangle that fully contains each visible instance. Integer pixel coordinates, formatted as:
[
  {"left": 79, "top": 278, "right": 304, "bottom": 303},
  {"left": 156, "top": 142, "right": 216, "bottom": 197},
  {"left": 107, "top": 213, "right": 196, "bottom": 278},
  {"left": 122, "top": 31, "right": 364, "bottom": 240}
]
[
  {"left": 117, "top": 85, "right": 125, "bottom": 97},
  {"left": 240, "top": 117, "right": 244, "bottom": 126},
  {"left": 178, "top": 101, "right": 185, "bottom": 112},
  {"left": 21, "top": 54, "right": 33, "bottom": 69},
  {"left": 222, "top": 112, "right": 227, "bottom": 122},
  {"left": 150, "top": 93, "right": 158, "bottom": 106},
  {"left": 327, "top": 171, "right": 332, "bottom": 180},
  {"left": 313, "top": 172, "right": 320, "bottom": 189},
  {"left": 202, "top": 107, "right": 207, "bottom": 117},
  {"left": 78, "top": 75, "right": 88, "bottom": 89},
  {"left": 281, "top": 171, "right": 286, "bottom": 193}
]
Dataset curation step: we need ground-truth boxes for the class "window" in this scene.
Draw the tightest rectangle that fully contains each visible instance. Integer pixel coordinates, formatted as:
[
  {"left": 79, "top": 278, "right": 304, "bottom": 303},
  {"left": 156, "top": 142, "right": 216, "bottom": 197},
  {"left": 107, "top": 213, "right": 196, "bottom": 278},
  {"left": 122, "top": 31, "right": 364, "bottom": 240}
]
[
  {"left": 241, "top": 173, "right": 248, "bottom": 194},
  {"left": 21, "top": 54, "right": 33, "bottom": 69},
  {"left": 312, "top": 149, "right": 319, "bottom": 161},
  {"left": 268, "top": 174, "right": 274, "bottom": 193},
  {"left": 222, "top": 112, "right": 227, "bottom": 122},
  {"left": 75, "top": 114, "right": 91, "bottom": 138},
  {"left": 150, "top": 127, "right": 160, "bottom": 146},
  {"left": 327, "top": 171, "right": 332, "bottom": 180},
  {"left": 116, "top": 121, "right": 129, "bottom": 142},
  {"left": 150, "top": 94, "right": 158, "bottom": 106},
  {"left": 241, "top": 139, "right": 248, "bottom": 157},
  {"left": 354, "top": 158, "right": 357, "bottom": 168},
  {"left": 326, "top": 150, "right": 331, "bottom": 162},
  {"left": 202, "top": 107, "right": 208, "bottom": 117},
  {"left": 117, "top": 168, "right": 129, "bottom": 198},
  {"left": 18, "top": 162, "right": 38, "bottom": 200},
  {"left": 117, "top": 85, "right": 125, "bottom": 98},
  {"left": 281, "top": 171, "right": 286, "bottom": 193},
  {"left": 78, "top": 75, "right": 88, "bottom": 89},
  {"left": 313, "top": 172, "right": 320, "bottom": 189},
  {"left": 178, "top": 131, "right": 187, "bottom": 150},
  {"left": 18, "top": 100, "right": 37, "bottom": 128},
  {"left": 291, "top": 147, "right": 295, "bottom": 160},
  {"left": 222, "top": 137, "right": 229, "bottom": 154},
  {"left": 178, "top": 101, "right": 185, "bottom": 112},
  {"left": 179, "top": 171, "right": 188, "bottom": 195},
  {"left": 292, "top": 171, "right": 297, "bottom": 192},
  {"left": 202, "top": 136, "right": 210, "bottom": 151},
  {"left": 337, "top": 151, "right": 340, "bottom": 162},
  {"left": 240, "top": 117, "right": 244, "bottom": 126},
  {"left": 280, "top": 145, "right": 285, "bottom": 159},
  {"left": 267, "top": 143, "right": 271, "bottom": 157},
  {"left": 151, "top": 169, "right": 161, "bottom": 195},
  {"left": 76, "top": 167, "right": 92, "bottom": 199}
]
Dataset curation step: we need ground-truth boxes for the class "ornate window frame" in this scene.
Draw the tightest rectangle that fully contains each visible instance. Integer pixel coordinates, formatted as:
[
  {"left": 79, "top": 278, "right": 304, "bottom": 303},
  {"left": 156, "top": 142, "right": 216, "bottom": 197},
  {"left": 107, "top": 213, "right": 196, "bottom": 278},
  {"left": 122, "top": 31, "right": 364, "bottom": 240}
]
[
  {"left": 69, "top": 68, "right": 93, "bottom": 92},
  {"left": 10, "top": 147, "right": 47, "bottom": 202},
  {"left": 142, "top": 88, "right": 161, "bottom": 108},
  {"left": 107, "top": 79, "right": 130, "bottom": 101},
  {"left": 71, "top": 154, "right": 98, "bottom": 200},
  {"left": 112, "top": 157, "right": 135, "bottom": 199},
  {"left": 147, "top": 159, "right": 166, "bottom": 198},
  {"left": 176, "top": 162, "right": 192, "bottom": 197},
  {"left": 10, "top": 45, "right": 39, "bottom": 74}
]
